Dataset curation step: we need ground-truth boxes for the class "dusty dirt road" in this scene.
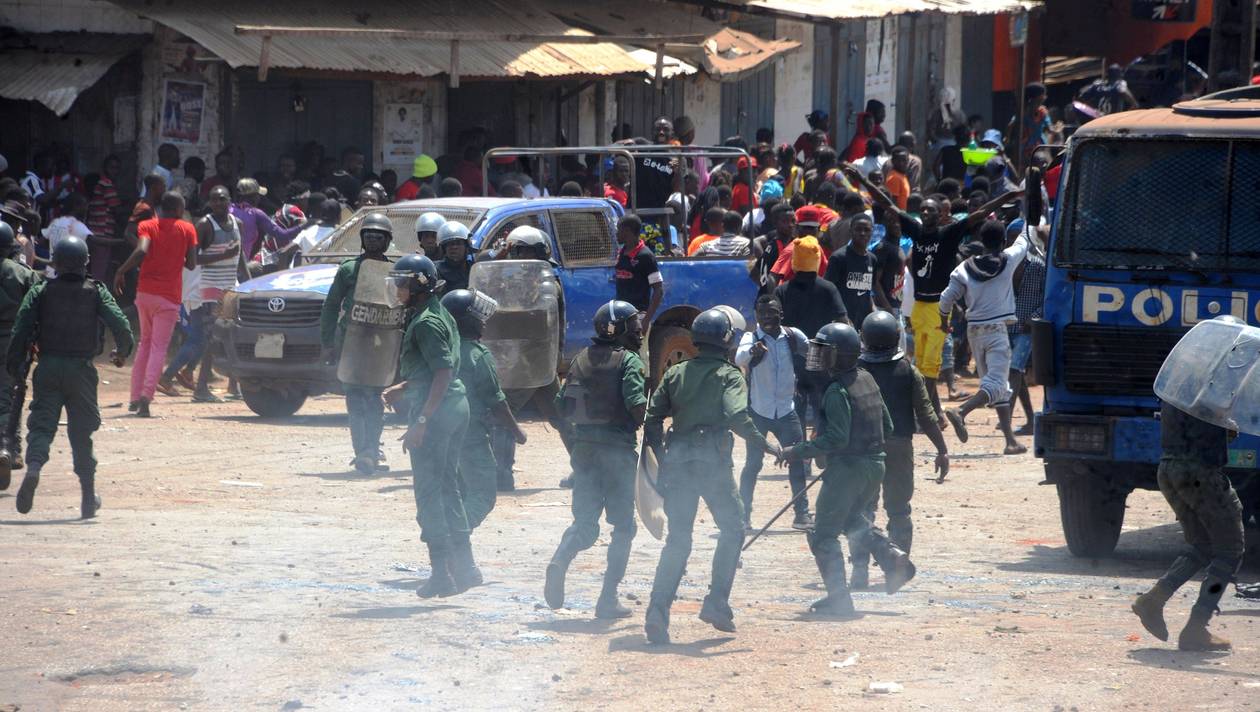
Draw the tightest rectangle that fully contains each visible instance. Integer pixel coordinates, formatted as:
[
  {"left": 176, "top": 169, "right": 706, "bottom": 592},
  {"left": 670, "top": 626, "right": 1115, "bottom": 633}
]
[{"left": 0, "top": 367, "right": 1257, "bottom": 711}]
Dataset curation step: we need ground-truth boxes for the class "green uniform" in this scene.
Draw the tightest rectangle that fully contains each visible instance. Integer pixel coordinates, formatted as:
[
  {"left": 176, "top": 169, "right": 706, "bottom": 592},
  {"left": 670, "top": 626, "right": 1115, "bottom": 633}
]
[
  {"left": 8, "top": 278, "right": 133, "bottom": 479},
  {"left": 548, "top": 345, "right": 647, "bottom": 604},
  {"left": 320, "top": 257, "right": 389, "bottom": 464},
  {"left": 400, "top": 297, "right": 470, "bottom": 547},
  {"left": 0, "top": 257, "right": 37, "bottom": 434},
  {"left": 646, "top": 351, "right": 772, "bottom": 623},
  {"left": 456, "top": 339, "right": 506, "bottom": 529}
]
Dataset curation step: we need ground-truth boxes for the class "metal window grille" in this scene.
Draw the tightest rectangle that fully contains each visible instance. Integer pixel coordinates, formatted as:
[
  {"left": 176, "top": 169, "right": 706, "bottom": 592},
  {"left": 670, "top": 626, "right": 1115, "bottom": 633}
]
[{"left": 553, "top": 210, "right": 614, "bottom": 266}]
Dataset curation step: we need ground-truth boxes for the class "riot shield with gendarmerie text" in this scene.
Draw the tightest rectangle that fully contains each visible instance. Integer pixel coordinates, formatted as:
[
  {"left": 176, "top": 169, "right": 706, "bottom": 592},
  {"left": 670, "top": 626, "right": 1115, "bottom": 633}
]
[
  {"left": 1154, "top": 318, "right": 1260, "bottom": 437},
  {"left": 336, "top": 259, "right": 406, "bottom": 388},
  {"left": 469, "top": 259, "right": 560, "bottom": 390}
]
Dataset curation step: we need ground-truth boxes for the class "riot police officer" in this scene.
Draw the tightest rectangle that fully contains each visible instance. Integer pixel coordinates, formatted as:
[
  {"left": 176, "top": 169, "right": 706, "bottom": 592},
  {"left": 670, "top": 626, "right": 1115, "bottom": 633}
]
[
  {"left": 505, "top": 225, "right": 552, "bottom": 261},
  {"left": 781, "top": 322, "right": 916, "bottom": 618},
  {"left": 436, "top": 222, "right": 472, "bottom": 293},
  {"left": 320, "top": 212, "right": 395, "bottom": 475},
  {"left": 643, "top": 307, "right": 780, "bottom": 644},
  {"left": 850, "top": 311, "right": 949, "bottom": 589},
  {"left": 10, "top": 237, "right": 133, "bottom": 518},
  {"left": 391, "top": 254, "right": 479, "bottom": 597},
  {"left": 0, "top": 221, "right": 36, "bottom": 487},
  {"left": 415, "top": 212, "right": 446, "bottom": 260},
  {"left": 440, "top": 288, "right": 526, "bottom": 530},
  {"left": 545, "top": 300, "right": 647, "bottom": 619}
]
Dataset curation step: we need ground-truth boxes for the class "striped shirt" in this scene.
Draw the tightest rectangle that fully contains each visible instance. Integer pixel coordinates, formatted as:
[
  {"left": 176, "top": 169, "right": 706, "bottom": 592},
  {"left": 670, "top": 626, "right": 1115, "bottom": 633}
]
[
  {"left": 694, "top": 233, "right": 751, "bottom": 258},
  {"left": 87, "top": 176, "right": 120, "bottom": 238}
]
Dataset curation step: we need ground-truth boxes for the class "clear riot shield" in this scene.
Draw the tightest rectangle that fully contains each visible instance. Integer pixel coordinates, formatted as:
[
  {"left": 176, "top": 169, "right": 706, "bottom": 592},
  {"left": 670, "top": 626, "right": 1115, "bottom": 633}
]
[
  {"left": 1153, "top": 318, "right": 1260, "bottom": 436},
  {"left": 468, "top": 259, "right": 560, "bottom": 390},
  {"left": 336, "top": 259, "right": 406, "bottom": 388},
  {"left": 636, "top": 443, "right": 666, "bottom": 540}
]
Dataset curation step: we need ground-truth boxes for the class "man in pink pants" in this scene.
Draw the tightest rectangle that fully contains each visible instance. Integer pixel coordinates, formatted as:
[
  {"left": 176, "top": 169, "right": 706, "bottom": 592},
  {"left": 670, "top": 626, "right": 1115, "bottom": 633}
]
[{"left": 115, "top": 191, "right": 197, "bottom": 417}]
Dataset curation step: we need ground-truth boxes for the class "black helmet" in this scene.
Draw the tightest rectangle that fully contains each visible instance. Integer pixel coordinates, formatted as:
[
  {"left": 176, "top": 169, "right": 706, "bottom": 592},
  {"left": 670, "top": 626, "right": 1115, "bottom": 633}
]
[
  {"left": 859, "top": 311, "right": 903, "bottom": 363},
  {"left": 691, "top": 306, "right": 746, "bottom": 350},
  {"left": 52, "top": 235, "right": 90, "bottom": 276},
  {"left": 593, "top": 299, "right": 641, "bottom": 348},
  {"left": 441, "top": 288, "right": 499, "bottom": 336},
  {"left": 360, "top": 212, "right": 393, "bottom": 250},
  {"left": 807, "top": 322, "right": 861, "bottom": 374},
  {"left": 0, "top": 221, "right": 15, "bottom": 256},
  {"left": 387, "top": 253, "right": 443, "bottom": 304}
]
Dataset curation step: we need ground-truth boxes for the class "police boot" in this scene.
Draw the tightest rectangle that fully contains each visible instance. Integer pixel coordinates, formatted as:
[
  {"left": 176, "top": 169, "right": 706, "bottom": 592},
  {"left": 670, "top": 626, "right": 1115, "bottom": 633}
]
[
  {"left": 644, "top": 592, "right": 672, "bottom": 645},
  {"left": 449, "top": 532, "right": 483, "bottom": 593},
  {"left": 849, "top": 555, "right": 870, "bottom": 591},
  {"left": 869, "top": 539, "right": 916, "bottom": 595},
  {"left": 15, "top": 462, "right": 40, "bottom": 515},
  {"left": 79, "top": 473, "right": 101, "bottom": 520},
  {"left": 544, "top": 543, "right": 577, "bottom": 610},
  {"left": 416, "top": 540, "right": 457, "bottom": 599},
  {"left": 811, "top": 551, "right": 858, "bottom": 619},
  {"left": 1131, "top": 583, "right": 1174, "bottom": 642},
  {"left": 595, "top": 533, "right": 633, "bottom": 619},
  {"left": 1178, "top": 611, "right": 1231, "bottom": 652},
  {"left": 698, "top": 558, "right": 739, "bottom": 633},
  {"left": 1178, "top": 562, "right": 1236, "bottom": 652}
]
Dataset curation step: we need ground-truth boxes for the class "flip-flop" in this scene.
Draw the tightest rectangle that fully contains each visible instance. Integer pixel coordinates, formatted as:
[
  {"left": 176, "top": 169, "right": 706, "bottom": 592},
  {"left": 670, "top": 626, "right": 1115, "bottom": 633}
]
[
  {"left": 945, "top": 410, "right": 968, "bottom": 443},
  {"left": 154, "top": 382, "right": 182, "bottom": 397},
  {"left": 1004, "top": 443, "right": 1028, "bottom": 455},
  {"left": 947, "top": 390, "right": 973, "bottom": 402},
  {"left": 192, "top": 392, "right": 225, "bottom": 403}
]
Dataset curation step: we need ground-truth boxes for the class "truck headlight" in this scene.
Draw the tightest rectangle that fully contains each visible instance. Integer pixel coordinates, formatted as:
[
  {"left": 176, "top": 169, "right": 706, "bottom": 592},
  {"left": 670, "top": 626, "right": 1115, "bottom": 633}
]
[
  {"left": 1049, "top": 422, "right": 1108, "bottom": 455},
  {"left": 220, "top": 291, "right": 240, "bottom": 321}
]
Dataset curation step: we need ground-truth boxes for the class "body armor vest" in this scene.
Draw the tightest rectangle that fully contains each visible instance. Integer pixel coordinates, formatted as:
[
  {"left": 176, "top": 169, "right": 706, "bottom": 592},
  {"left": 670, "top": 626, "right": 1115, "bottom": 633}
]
[
  {"left": 38, "top": 278, "right": 101, "bottom": 358},
  {"left": 861, "top": 358, "right": 915, "bottom": 439},
  {"left": 830, "top": 368, "right": 886, "bottom": 456},
  {"left": 564, "top": 344, "right": 632, "bottom": 427}
]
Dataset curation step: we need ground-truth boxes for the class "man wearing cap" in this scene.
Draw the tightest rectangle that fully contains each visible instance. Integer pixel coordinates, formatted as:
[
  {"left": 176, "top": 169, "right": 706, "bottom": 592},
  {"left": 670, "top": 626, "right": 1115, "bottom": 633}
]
[
  {"left": 395, "top": 155, "right": 438, "bottom": 202},
  {"left": 230, "top": 178, "right": 311, "bottom": 278},
  {"left": 770, "top": 206, "right": 830, "bottom": 284}
]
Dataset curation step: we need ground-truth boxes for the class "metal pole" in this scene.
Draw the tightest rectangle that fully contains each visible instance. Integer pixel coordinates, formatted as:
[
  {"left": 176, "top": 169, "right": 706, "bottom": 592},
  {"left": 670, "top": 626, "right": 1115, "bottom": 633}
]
[
  {"left": 743, "top": 473, "right": 823, "bottom": 552},
  {"left": 1015, "top": 14, "right": 1027, "bottom": 173},
  {"left": 829, "top": 23, "right": 843, "bottom": 149},
  {"left": 653, "top": 44, "right": 665, "bottom": 120}
]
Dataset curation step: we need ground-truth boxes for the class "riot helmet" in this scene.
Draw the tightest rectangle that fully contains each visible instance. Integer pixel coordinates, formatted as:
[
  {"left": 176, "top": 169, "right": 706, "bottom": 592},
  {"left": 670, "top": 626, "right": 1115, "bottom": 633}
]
[
  {"left": 859, "top": 311, "right": 904, "bottom": 363},
  {"left": 441, "top": 288, "right": 499, "bottom": 339},
  {"left": 691, "top": 307, "right": 746, "bottom": 350},
  {"left": 52, "top": 235, "right": 90, "bottom": 277},
  {"left": 437, "top": 221, "right": 470, "bottom": 248},
  {"left": 415, "top": 212, "right": 447, "bottom": 235},
  {"left": 0, "top": 221, "right": 16, "bottom": 258},
  {"left": 506, "top": 225, "right": 551, "bottom": 260},
  {"left": 806, "top": 322, "right": 862, "bottom": 374},
  {"left": 360, "top": 212, "right": 393, "bottom": 254},
  {"left": 386, "top": 253, "right": 443, "bottom": 307},
  {"left": 593, "top": 299, "right": 642, "bottom": 350}
]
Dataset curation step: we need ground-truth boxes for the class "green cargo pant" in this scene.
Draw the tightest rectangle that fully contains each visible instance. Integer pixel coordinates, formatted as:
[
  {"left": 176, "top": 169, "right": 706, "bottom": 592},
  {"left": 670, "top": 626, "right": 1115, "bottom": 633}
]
[
  {"left": 459, "top": 422, "right": 498, "bottom": 529},
  {"left": 555, "top": 440, "right": 638, "bottom": 555},
  {"left": 409, "top": 394, "right": 471, "bottom": 544},
  {"left": 343, "top": 384, "right": 385, "bottom": 460},
  {"left": 1155, "top": 457, "right": 1245, "bottom": 616},
  {"left": 810, "top": 455, "right": 885, "bottom": 563},
  {"left": 852, "top": 437, "right": 915, "bottom": 562},
  {"left": 650, "top": 455, "right": 746, "bottom": 609},
  {"left": 25, "top": 356, "right": 100, "bottom": 476}
]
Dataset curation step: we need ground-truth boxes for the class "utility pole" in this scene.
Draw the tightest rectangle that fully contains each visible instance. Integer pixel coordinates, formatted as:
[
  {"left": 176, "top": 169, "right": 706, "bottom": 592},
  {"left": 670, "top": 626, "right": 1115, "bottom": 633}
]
[{"left": 1208, "top": 0, "right": 1257, "bottom": 90}]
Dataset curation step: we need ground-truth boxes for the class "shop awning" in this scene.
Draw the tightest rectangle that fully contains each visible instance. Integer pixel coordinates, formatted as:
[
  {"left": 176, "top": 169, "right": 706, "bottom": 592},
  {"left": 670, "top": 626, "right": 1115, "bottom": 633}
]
[
  {"left": 672, "top": 0, "right": 1041, "bottom": 22},
  {"left": 540, "top": 0, "right": 801, "bottom": 80},
  {"left": 0, "top": 33, "right": 147, "bottom": 115},
  {"left": 111, "top": 0, "right": 662, "bottom": 80}
]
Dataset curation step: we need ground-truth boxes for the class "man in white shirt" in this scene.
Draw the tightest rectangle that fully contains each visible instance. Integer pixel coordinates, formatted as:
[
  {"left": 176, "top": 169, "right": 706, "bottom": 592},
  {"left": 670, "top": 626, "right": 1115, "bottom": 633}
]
[
  {"left": 734, "top": 295, "right": 812, "bottom": 531},
  {"left": 41, "top": 193, "right": 92, "bottom": 277},
  {"left": 290, "top": 198, "right": 342, "bottom": 265},
  {"left": 938, "top": 218, "right": 1029, "bottom": 455}
]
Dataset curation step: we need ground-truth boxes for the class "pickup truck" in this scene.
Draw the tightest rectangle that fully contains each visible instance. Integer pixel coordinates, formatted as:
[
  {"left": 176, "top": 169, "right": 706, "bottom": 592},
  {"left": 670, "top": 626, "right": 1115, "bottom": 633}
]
[{"left": 214, "top": 196, "right": 759, "bottom": 417}]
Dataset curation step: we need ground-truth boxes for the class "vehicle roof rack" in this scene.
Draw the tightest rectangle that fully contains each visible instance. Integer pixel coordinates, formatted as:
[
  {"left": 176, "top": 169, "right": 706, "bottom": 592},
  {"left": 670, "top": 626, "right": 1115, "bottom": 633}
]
[{"left": 1173, "top": 86, "right": 1260, "bottom": 117}]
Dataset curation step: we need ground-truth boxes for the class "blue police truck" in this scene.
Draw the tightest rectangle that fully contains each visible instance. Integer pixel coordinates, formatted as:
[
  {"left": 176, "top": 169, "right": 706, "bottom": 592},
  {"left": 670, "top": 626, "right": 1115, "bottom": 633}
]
[{"left": 1032, "top": 91, "right": 1260, "bottom": 557}]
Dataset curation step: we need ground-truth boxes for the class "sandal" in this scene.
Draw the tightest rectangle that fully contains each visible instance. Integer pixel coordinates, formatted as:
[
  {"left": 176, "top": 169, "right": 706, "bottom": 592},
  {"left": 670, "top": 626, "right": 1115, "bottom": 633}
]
[
  {"left": 192, "top": 392, "right": 225, "bottom": 403},
  {"left": 1004, "top": 442, "right": 1028, "bottom": 455},
  {"left": 155, "top": 380, "right": 181, "bottom": 397}
]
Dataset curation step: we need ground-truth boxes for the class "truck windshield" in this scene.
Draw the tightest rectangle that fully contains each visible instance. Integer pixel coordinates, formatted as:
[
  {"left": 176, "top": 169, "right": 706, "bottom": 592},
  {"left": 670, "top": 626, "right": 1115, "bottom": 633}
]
[
  {"left": 1056, "top": 138, "right": 1260, "bottom": 271},
  {"left": 307, "top": 207, "right": 485, "bottom": 257}
]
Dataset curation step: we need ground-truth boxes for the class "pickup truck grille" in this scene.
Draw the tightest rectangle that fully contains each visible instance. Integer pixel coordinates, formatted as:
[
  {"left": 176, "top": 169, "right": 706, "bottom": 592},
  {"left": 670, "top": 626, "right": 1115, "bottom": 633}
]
[
  {"left": 1061, "top": 324, "right": 1185, "bottom": 396},
  {"left": 239, "top": 297, "right": 324, "bottom": 328},
  {"left": 235, "top": 343, "right": 322, "bottom": 362}
]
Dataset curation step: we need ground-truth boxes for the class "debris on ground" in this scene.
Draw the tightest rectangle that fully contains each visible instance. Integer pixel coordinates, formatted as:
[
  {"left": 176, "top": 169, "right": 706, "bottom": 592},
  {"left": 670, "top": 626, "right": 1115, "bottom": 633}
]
[
  {"left": 829, "top": 653, "right": 860, "bottom": 669},
  {"left": 867, "top": 681, "right": 903, "bottom": 694}
]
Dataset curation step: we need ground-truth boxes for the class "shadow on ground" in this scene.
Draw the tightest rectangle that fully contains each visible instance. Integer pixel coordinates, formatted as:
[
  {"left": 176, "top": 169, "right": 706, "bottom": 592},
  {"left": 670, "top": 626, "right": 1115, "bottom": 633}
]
[{"left": 607, "top": 634, "right": 748, "bottom": 658}]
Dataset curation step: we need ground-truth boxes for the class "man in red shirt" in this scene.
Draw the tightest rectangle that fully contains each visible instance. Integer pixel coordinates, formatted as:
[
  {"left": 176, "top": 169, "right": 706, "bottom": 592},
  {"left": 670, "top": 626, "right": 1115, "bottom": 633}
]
[
  {"left": 603, "top": 157, "right": 630, "bottom": 207},
  {"left": 114, "top": 191, "right": 198, "bottom": 417}
]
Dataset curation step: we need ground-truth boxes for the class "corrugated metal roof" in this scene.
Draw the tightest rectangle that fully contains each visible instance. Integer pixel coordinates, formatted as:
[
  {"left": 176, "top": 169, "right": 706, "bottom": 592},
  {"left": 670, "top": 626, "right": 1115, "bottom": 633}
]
[
  {"left": 540, "top": 0, "right": 800, "bottom": 80},
  {"left": 111, "top": 0, "right": 654, "bottom": 79},
  {"left": 726, "top": 0, "right": 1040, "bottom": 21},
  {"left": 0, "top": 33, "right": 146, "bottom": 115}
]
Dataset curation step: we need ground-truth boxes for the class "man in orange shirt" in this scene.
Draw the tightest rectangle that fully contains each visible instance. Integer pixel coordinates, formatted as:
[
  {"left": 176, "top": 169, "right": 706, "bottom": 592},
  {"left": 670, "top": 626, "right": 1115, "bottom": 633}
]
[
  {"left": 114, "top": 191, "right": 198, "bottom": 417},
  {"left": 885, "top": 146, "right": 912, "bottom": 210},
  {"left": 685, "top": 207, "right": 725, "bottom": 255}
]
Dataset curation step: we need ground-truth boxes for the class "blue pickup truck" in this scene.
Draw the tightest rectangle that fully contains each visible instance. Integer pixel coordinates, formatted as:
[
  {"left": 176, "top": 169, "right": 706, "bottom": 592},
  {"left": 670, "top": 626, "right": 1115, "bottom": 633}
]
[{"left": 215, "top": 196, "right": 758, "bottom": 417}]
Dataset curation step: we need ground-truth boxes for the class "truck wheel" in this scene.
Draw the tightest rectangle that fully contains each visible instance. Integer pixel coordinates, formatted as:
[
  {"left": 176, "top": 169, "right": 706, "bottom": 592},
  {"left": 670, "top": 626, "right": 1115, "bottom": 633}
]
[
  {"left": 1056, "top": 476, "right": 1127, "bottom": 558},
  {"left": 241, "top": 383, "right": 308, "bottom": 418},
  {"left": 650, "top": 326, "right": 697, "bottom": 383}
]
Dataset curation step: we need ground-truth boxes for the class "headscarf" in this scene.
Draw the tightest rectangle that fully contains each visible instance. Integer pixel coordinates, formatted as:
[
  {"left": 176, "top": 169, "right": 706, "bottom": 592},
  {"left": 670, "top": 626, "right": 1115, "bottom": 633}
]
[{"left": 791, "top": 236, "right": 822, "bottom": 273}]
